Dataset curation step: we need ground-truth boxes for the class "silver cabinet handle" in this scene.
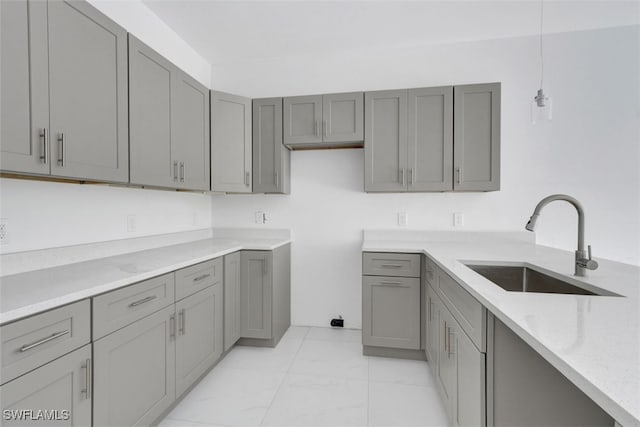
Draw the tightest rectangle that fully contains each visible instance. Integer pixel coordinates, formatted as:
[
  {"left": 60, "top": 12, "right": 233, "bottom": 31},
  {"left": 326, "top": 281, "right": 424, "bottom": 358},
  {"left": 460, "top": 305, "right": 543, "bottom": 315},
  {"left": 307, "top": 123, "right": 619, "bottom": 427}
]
[
  {"left": 448, "top": 328, "right": 455, "bottom": 357},
  {"left": 128, "top": 295, "right": 157, "bottom": 307},
  {"left": 170, "top": 314, "right": 176, "bottom": 339},
  {"left": 82, "top": 358, "right": 92, "bottom": 399},
  {"left": 180, "top": 162, "right": 185, "bottom": 182},
  {"left": 323, "top": 120, "right": 327, "bottom": 138},
  {"left": 444, "top": 321, "right": 448, "bottom": 354},
  {"left": 409, "top": 168, "right": 414, "bottom": 185},
  {"left": 379, "top": 281, "right": 405, "bottom": 286},
  {"left": 57, "top": 133, "right": 65, "bottom": 166},
  {"left": 245, "top": 171, "right": 250, "bottom": 186},
  {"left": 399, "top": 168, "right": 406, "bottom": 186},
  {"left": 381, "top": 264, "right": 403, "bottom": 268},
  {"left": 456, "top": 167, "right": 462, "bottom": 184},
  {"left": 193, "top": 273, "right": 210, "bottom": 282},
  {"left": 428, "top": 301, "right": 433, "bottom": 321},
  {"left": 20, "top": 329, "right": 70, "bottom": 352},
  {"left": 179, "top": 308, "right": 186, "bottom": 335},
  {"left": 173, "top": 161, "right": 178, "bottom": 181},
  {"left": 39, "top": 128, "right": 48, "bottom": 164}
]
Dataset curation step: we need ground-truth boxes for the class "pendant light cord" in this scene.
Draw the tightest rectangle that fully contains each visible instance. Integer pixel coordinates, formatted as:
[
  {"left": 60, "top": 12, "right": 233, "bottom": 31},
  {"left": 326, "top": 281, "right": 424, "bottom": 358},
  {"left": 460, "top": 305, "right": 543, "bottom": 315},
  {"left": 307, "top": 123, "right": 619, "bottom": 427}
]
[{"left": 539, "top": 0, "right": 544, "bottom": 88}]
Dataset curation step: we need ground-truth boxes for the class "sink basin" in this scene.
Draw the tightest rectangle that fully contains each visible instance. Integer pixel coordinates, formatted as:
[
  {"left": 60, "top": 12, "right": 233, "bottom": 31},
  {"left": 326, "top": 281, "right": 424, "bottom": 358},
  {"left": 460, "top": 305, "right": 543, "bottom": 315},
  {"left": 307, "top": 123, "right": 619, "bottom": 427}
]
[{"left": 464, "top": 264, "right": 618, "bottom": 296}]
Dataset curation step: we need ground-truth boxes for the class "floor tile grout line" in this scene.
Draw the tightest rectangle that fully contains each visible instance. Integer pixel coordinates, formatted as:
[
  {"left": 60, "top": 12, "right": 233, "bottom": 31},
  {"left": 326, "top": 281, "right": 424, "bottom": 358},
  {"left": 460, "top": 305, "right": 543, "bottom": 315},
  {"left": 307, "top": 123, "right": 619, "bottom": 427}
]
[{"left": 257, "top": 326, "right": 311, "bottom": 427}]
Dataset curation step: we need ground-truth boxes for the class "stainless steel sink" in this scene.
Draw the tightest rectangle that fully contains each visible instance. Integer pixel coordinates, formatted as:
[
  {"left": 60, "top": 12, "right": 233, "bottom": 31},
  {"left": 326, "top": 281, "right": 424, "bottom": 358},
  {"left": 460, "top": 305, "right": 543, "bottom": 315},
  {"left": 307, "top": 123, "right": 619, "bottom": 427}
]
[{"left": 464, "top": 264, "right": 618, "bottom": 296}]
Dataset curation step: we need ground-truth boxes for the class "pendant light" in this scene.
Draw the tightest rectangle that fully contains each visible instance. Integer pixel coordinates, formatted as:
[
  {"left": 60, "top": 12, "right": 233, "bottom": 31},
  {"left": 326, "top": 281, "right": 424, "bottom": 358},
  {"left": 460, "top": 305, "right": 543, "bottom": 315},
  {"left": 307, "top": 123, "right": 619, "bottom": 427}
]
[{"left": 532, "top": 0, "right": 552, "bottom": 124}]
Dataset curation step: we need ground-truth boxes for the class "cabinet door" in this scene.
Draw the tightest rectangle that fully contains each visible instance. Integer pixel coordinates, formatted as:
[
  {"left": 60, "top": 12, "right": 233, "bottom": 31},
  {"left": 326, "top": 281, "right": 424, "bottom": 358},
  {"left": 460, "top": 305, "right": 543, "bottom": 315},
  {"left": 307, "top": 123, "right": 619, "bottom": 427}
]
[
  {"left": 211, "top": 91, "right": 252, "bottom": 193},
  {"left": 0, "top": 344, "right": 91, "bottom": 427},
  {"left": 283, "top": 95, "right": 323, "bottom": 146},
  {"left": 0, "top": 0, "right": 49, "bottom": 175},
  {"left": 93, "top": 305, "right": 175, "bottom": 427},
  {"left": 322, "top": 92, "right": 364, "bottom": 144},
  {"left": 173, "top": 72, "right": 210, "bottom": 191},
  {"left": 240, "top": 251, "right": 273, "bottom": 339},
  {"left": 47, "top": 0, "right": 128, "bottom": 183},
  {"left": 437, "top": 305, "right": 456, "bottom": 422},
  {"left": 176, "top": 285, "right": 223, "bottom": 397},
  {"left": 362, "top": 275, "right": 420, "bottom": 349},
  {"left": 453, "top": 83, "right": 500, "bottom": 191},
  {"left": 253, "top": 98, "right": 290, "bottom": 194},
  {"left": 224, "top": 252, "right": 242, "bottom": 351},
  {"left": 407, "top": 87, "right": 453, "bottom": 192},
  {"left": 128, "top": 35, "right": 175, "bottom": 188},
  {"left": 364, "top": 90, "right": 408, "bottom": 192},
  {"left": 425, "top": 285, "right": 439, "bottom": 366},
  {"left": 453, "top": 323, "right": 485, "bottom": 427}
]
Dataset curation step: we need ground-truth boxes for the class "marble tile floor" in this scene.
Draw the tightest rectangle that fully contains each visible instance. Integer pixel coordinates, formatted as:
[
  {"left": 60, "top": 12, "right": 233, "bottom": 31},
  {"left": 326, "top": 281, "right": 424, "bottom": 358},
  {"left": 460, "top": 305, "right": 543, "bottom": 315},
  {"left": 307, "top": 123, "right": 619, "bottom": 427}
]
[{"left": 159, "top": 326, "right": 449, "bottom": 427}]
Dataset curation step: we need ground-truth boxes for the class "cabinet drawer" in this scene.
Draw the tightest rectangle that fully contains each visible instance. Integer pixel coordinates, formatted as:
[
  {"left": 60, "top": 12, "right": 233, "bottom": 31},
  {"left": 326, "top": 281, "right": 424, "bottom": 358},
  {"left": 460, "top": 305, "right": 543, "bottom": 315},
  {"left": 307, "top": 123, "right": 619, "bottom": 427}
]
[
  {"left": 435, "top": 268, "right": 486, "bottom": 352},
  {"left": 175, "top": 258, "right": 222, "bottom": 301},
  {"left": 363, "top": 252, "right": 421, "bottom": 278},
  {"left": 93, "top": 273, "right": 175, "bottom": 340},
  {"left": 1, "top": 300, "right": 90, "bottom": 385}
]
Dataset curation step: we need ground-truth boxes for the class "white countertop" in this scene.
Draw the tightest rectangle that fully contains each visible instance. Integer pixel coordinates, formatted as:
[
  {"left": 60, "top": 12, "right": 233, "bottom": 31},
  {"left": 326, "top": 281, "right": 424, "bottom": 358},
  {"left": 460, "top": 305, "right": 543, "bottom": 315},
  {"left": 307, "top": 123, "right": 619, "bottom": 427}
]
[
  {"left": 363, "top": 232, "right": 640, "bottom": 426},
  {"left": 0, "top": 236, "right": 291, "bottom": 325}
]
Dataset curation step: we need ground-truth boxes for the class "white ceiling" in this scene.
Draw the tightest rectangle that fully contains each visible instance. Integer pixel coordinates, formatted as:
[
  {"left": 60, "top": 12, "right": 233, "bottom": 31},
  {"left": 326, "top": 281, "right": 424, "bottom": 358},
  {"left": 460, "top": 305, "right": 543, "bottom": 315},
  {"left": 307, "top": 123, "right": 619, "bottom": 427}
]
[{"left": 142, "top": 1, "right": 640, "bottom": 66}]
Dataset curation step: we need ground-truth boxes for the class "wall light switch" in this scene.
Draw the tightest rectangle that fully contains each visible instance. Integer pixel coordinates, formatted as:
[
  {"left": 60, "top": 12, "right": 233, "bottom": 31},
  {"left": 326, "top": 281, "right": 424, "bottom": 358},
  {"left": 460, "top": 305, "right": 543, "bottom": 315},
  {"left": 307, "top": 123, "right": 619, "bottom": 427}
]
[
  {"left": 453, "top": 212, "right": 464, "bottom": 227},
  {"left": 398, "top": 212, "right": 408, "bottom": 227},
  {"left": 0, "top": 219, "right": 8, "bottom": 244},
  {"left": 127, "top": 215, "right": 137, "bottom": 232},
  {"left": 255, "top": 211, "right": 264, "bottom": 224}
]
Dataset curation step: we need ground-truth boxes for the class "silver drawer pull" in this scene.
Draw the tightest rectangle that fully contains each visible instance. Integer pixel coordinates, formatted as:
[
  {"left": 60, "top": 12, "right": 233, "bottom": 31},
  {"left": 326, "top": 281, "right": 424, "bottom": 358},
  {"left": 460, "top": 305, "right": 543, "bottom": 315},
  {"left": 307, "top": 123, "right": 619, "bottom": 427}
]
[
  {"left": 379, "top": 281, "right": 403, "bottom": 285},
  {"left": 193, "top": 273, "right": 211, "bottom": 282},
  {"left": 128, "top": 295, "right": 157, "bottom": 307},
  {"left": 381, "top": 264, "right": 403, "bottom": 268},
  {"left": 20, "top": 329, "right": 70, "bottom": 352}
]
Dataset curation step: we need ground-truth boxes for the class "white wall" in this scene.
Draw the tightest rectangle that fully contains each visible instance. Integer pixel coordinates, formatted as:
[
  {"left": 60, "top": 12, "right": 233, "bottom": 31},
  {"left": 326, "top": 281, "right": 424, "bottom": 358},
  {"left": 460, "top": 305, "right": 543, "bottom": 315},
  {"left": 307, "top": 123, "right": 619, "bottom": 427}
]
[
  {"left": 210, "top": 26, "right": 640, "bottom": 328},
  {"left": 0, "top": 0, "right": 214, "bottom": 255}
]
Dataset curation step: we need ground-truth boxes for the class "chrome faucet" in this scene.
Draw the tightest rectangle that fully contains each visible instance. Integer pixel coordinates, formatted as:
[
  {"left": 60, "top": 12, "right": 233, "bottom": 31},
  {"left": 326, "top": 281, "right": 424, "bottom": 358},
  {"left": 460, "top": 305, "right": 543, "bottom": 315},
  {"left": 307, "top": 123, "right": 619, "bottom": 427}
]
[{"left": 525, "top": 194, "right": 598, "bottom": 276}]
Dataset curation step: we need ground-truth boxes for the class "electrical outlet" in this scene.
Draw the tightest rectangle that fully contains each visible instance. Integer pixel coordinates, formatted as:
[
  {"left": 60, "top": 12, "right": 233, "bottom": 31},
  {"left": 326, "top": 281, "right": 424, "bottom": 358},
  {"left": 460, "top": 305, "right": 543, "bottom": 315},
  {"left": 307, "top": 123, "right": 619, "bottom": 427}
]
[
  {"left": 0, "top": 219, "right": 8, "bottom": 244},
  {"left": 398, "top": 212, "right": 408, "bottom": 227},
  {"left": 127, "top": 214, "right": 137, "bottom": 232},
  {"left": 453, "top": 212, "right": 464, "bottom": 227},
  {"left": 255, "top": 211, "right": 263, "bottom": 224}
]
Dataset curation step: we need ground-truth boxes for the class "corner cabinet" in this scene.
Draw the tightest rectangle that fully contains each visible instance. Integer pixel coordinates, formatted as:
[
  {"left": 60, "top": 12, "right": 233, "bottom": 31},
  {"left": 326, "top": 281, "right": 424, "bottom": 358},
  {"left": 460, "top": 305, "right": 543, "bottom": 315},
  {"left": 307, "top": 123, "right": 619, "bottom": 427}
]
[
  {"left": 239, "top": 245, "right": 291, "bottom": 347},
  {"left": 253, "top": 98, "right": 291, "bottom": 194},
  {"left": 0, "top": 0, "right": 129, "bottom": 183},
  {"left": 365, "top": 83, "right": 499, "bottom": 193},
  {"left": 129, "top": 35, "right": 210, "bottom": 191},
  {"left": 284, "top": 92, "right": 364, "bottom": 149},
  {"left": 211, "top": 91, "right": 252, "bottom": 193}
]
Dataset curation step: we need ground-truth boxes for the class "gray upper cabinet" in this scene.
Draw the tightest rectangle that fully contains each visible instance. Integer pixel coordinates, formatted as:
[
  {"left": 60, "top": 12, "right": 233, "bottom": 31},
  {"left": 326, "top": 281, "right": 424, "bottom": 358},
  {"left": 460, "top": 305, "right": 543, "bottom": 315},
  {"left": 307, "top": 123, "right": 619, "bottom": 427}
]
[
  {"left": 283, "top": 95, "right": 323, "bottom": 146},
  {"left": 408, "top": 86, "right": 453, "bottom": 192},
  {"left": 1, "top": 0, "right": 128, "bottom": 183},
  {"left": 173, "top": 73, "right": 211, "bottom": 191},
  {"left": 364, "top": 90, "right": 408, "bottom": 192},
  {"left": 175, "top": 285, "right": 223, "bottom": 398},
  {"left": 211, "top": 91, "right": 252, "bottom": 193},
  {"left": 129, "top": 35, "right": 174, "bottom": 188},
  {"left": 0, "top": 344, "right": 92, "bottom": 427},
  {"left": 253, "top": 98, "right": 290, "bottom": 194},
  {"left": 284, "top": 92, "right": 364, "bottom": 149},
  {"left": 93, "top": 305, "right": 176, "bottom": 427},
  {"left": 453, "top": 83, "right": 501, "bottom": 191},
  {"left": 224, "top": 252, "right": 242, "bottom": 351},
  {"left": 0, "top": 0, "right": 49, "bottom": 175},
  {"left": 129, "top": 35, "right": 209, "bottom": 191}
]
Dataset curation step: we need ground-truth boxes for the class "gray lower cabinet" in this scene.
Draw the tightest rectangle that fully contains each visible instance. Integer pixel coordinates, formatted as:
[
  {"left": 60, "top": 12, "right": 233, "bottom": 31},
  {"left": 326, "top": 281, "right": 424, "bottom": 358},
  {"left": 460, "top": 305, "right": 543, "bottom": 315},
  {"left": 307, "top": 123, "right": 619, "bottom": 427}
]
[
  {"left": 239, "top": 245, "right": 291, "bottom": 346},
  {"left": 0, "top": 344, "right": 92, "bottom": 427},
  {"left": 224, "top": 252, "right": 242, "bottom": 351},
  {"left": 362, "top": 275, "right": 421, "bottom": 350},
  {"left": 1, "top": 0, "right": 128, "bottom": 183},
  {"left": 129, "top": 35, "right": 209, "bottom": 191},
  {"left": 425, "top": 282, "right": 439, "bottom": 365},
  {"left": 93, "top": 305, "right": 176, "bottom": 427},
  {"left": 284, "top": 92, "right": 364, "bottom": 149},
  {"left": 365, "top": 84, "right": 498, "bottom": 193},
  {"left": 211, "top": 91, "right": 252, "bottom": 193},
  {"left": 453, "top": 83, "right": 500, "bottom": 192},
  {"left": 252, "top": 98, "right": 291, "bottom": 194},
  {"left": 175, "top": 285, "right": 223, "bottom": 398}
]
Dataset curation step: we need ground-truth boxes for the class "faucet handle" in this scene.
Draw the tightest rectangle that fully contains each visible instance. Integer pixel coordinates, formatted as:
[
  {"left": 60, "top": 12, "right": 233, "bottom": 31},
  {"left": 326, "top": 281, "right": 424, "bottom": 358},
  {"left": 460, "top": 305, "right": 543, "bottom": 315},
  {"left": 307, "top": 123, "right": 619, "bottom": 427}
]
[
  {"left": 588, "top": 245, "right": 592, "bottom": 260},
  {"left": 581, "top": 245, "right": 598, "bottom": 270}
]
